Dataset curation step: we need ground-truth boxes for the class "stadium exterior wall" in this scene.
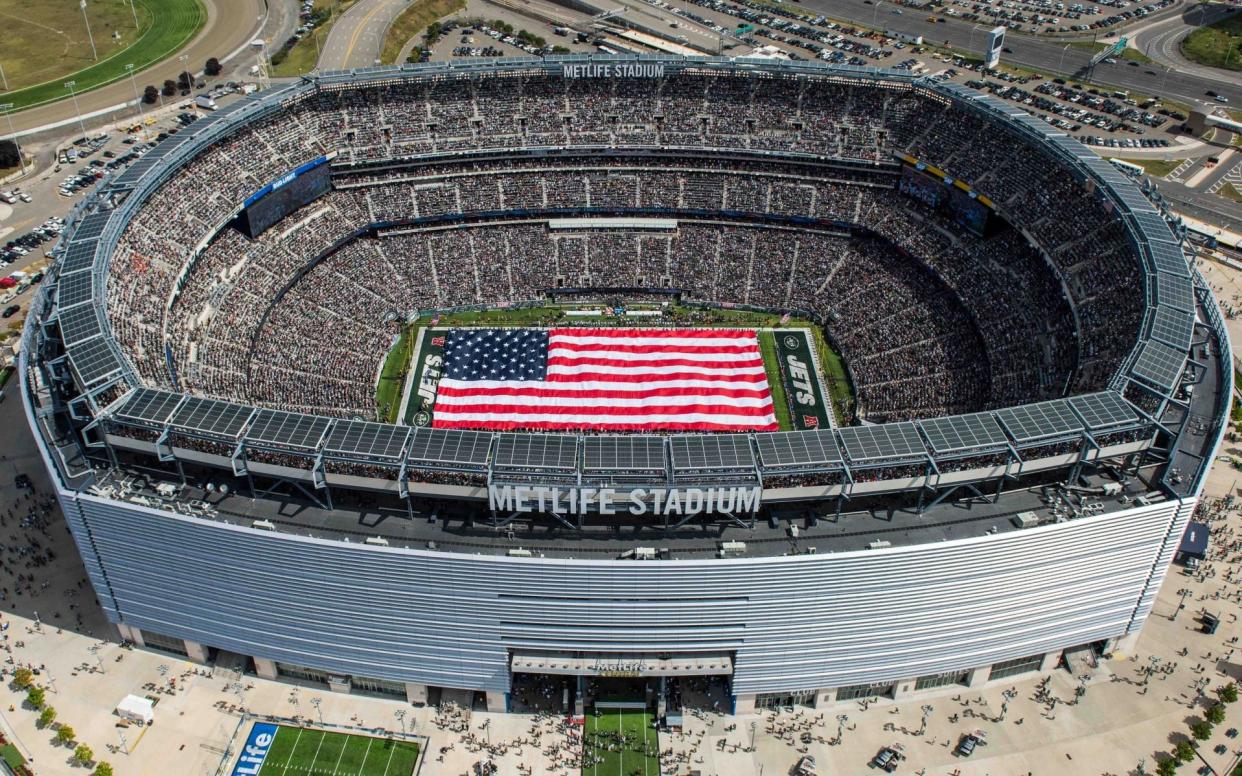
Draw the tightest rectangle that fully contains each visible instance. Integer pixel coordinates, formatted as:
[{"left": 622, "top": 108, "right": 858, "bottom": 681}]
[{"left": 58, "top": 488, "right": 1192, "bottom": 697}]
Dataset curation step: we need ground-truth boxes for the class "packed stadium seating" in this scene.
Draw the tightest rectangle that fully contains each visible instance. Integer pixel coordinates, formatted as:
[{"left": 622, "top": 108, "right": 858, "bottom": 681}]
[{"left": 104, "top": 73, "right": 1143, "bottom": 425}]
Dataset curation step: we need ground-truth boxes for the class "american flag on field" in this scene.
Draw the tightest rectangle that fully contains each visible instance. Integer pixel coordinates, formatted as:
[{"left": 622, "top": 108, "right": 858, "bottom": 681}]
[{"left": 432, "top": 328, "right": 779, "bottom": 432}]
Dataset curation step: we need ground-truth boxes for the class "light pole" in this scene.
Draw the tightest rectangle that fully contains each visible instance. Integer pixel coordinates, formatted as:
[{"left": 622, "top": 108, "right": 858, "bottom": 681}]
[
  {"left": 872, "top": 1, "right": 882, "bottom": 27},
  {"left": 1059, "top": 43, "right": 1071, "bottom": 73},
  {"left": 64, "top": 81, "right": 86, "bottom": 137},
  {"left": 749, "top": 719, "right": 757, "bottom": 749},
  {"left": 125, "top": 64, "right": 143, "bottom": 117},
  {"left": 88, "top": 644, "right": 105, "bottom": 674},
  {"left": 0, "top": 104, "right": 26, "bottom": 174},
  {"left": 178, "top": 54, "right": 189, "bottom": 91},
  {"left": 80, "top": 0, "right": 99, "bottom": 61},
  {"left": 394, "top": 708, "right": 406, "bottom": 734},
  {"left": 310, "top": 696, "right": 322, "bottom": 723}
]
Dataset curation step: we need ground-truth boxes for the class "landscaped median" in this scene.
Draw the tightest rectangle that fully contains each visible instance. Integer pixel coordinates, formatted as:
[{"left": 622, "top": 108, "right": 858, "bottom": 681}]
[{"left": 1181, "top": 11, "right": 1242, "bottom": 72}]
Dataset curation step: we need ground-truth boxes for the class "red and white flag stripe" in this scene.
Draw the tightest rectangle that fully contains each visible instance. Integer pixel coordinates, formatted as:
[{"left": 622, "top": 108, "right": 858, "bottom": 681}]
[{"left": 433, "top": 328, "right": 779, "bottom": 432}]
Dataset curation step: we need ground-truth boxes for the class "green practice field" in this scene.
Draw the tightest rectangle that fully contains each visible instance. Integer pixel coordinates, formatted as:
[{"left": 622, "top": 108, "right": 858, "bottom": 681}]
[
  {"left": 261, "top": 725, "right": 420, "bottom": 776},
  {"left": 583, "top": 707, "right": 659, "bottom": 776},
  {"left": 0, "top": 0, "right": 206, "bottom": 111}
]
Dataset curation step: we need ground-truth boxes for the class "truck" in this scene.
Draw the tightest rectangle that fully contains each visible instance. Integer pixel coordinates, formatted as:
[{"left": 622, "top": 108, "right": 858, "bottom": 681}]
[{"left": 195, "top": 95, "right": 218, "bottom": 111}]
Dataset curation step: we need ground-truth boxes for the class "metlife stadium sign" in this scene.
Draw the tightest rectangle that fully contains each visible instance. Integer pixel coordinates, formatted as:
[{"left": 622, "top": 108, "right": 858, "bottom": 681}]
[
  {"left": 562, "top": 63, "right": 666, "bottom": 79},
  {"left": 231, "top": 722, "right": 278, "bottom": 776},
  {"left": 489, "top": 485, "right": 761, "bottom": 516}
]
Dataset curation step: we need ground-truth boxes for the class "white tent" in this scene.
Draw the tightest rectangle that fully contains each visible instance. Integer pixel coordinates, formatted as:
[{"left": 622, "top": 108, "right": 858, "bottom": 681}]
[{"left": 115, "top": 694, "right": 154, "bottom": 725}]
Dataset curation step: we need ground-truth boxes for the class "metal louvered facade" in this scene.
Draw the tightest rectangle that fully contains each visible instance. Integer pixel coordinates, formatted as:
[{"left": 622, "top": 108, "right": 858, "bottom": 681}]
[{"left": 61, "top": 491, "right": 1189, "bottom": 695}]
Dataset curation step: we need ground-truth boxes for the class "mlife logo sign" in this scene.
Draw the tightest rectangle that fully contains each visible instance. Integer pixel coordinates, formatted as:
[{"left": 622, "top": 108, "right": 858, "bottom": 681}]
[{"left": 232, "top": 722, "right": 278, "bottom": 775}]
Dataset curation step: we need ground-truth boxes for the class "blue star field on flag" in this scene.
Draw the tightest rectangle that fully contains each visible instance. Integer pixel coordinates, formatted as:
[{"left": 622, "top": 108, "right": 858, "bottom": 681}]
[{"left": 442, "top": 329, "right": 549, "bottom": 381}]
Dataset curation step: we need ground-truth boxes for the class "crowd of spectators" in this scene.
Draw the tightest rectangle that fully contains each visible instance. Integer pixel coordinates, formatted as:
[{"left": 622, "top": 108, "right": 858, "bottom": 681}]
[{"left": 99, "top": 71, "right": 1149, "bottom": 440}]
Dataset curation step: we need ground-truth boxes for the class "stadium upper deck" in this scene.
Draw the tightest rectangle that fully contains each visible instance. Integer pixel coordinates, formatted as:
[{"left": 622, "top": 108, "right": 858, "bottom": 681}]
[{"left": 23, "top": 55, "right": 1227, "bottom": 512}]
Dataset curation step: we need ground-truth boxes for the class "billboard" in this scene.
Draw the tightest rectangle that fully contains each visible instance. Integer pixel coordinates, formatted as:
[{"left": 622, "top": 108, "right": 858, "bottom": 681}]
[
  {"left": 985, "top": 26, "right": 1006, "bottom": 69},
  {"left": 239, "top": 156, "right": 333, "bottom": 238}
]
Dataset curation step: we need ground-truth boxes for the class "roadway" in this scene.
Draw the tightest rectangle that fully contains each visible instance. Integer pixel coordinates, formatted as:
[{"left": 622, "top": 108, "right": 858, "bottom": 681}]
[
  {"left": 6, "top": 0, "right": 269, "bottom": 136},
  {"left": 800, "top": 0, "right": 1242, "bottom": 106},
  {"left": 1129, "top": 3, "right": 1241, "bottom": 87},
  {"left": 318, "top": 0, "right": 413, "bottom": 70}
]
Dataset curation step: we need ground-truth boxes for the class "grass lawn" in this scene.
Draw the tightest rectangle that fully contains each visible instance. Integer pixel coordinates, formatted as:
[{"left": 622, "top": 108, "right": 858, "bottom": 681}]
[
  {"left": 1221, "top": 183, "right": 1242, "bottom": 204},
  {"left": 380, "top": 0, "right": 466, "bottom": 64},
  {"left": 376, "top": 326, "right": 413, "bottom": 422},
  {"left": 583, "top": 707, "right": 659, "bottom": 776},
  {"left": 263, "top": 725, "right": 420, "bottom": 775},
  {"left": 758, "top": 331, "right": 794, "bottom": 431},
  {"left": 272, "top": 0, "right": 362, "bottom": 77},
  {"left": 1120, "top": 158, "right": 1184, "bottom": 178},
  {"left": 0, "top": 0, "right": 205, "bottom": 112},
  {"left": 0, "top": 742, "right": 25, "bottom": 769},
  {"left": 1181, "top": 12, "right": 1242, "bottom": 72}
]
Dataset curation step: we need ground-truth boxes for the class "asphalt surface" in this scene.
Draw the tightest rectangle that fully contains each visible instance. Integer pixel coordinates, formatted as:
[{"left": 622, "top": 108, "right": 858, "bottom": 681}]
[
  {"left": 802, "top": 0, "right": 1242, "bottom": 106},
  {"left": 7, "top": 0, "right": 268, "bottom": 135},
  {"left": 1130, "top": 3, "right": 1241, "bottom": 87},
  {"left": 318, "top": 0, "right": 411, "bottom": 70}
]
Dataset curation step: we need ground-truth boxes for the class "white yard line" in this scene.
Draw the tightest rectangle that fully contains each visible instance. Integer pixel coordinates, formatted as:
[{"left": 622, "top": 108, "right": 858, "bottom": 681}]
[
  {"left": 279, "top": 727, "right": 306, "bottom": 775},
  {"left": 307, "top": 730, "right": 329, "bottom": 775},
  {"left": 356, "top": 737, "right": 374, "bottom": 776},
  {"left": 331, "top": 733, "right": 350, "bottom": 774}
]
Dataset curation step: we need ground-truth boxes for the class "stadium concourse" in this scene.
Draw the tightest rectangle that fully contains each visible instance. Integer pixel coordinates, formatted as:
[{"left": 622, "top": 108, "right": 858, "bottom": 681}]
[{"left": 19, "top": 56, "right": 1231, "bottom": 731}]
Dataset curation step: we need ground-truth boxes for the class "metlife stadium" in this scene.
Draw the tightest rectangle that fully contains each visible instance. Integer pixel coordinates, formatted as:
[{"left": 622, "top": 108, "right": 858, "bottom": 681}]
[{"left": 21, "top": 55, "right": 1231, "bottom": 714}]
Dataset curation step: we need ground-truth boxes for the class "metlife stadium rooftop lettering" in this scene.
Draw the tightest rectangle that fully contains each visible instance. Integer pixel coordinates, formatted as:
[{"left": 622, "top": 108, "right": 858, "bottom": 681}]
[{"left": 562, "top": 63, "right": 666, "bottom": 78}]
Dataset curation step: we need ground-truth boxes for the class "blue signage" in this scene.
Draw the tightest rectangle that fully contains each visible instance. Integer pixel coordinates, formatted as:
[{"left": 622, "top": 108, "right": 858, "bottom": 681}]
[
  {"left": 231, "top": 722, "right": 279, "bottom": 776},
  {"left": 243, "top": 156, "right": 329, "bottom": 208}
]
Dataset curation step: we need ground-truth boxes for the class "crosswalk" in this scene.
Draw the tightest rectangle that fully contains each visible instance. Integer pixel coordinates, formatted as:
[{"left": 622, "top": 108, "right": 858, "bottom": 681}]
[{"left": 1208, "top": 160, "right": 1242, "bottom": 195}]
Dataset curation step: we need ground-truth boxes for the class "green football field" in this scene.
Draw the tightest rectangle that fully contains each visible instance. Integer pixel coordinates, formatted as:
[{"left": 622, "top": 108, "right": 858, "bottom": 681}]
[
  {"left": 583, "top": 707, "right": 659, "bottom": 776},
  {"left": 260, "top": 725, "right": 420, "bottom": 775}
]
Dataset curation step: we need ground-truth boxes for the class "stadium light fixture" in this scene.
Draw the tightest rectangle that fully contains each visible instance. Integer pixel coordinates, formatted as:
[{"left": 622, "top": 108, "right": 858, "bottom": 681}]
[
  {"left": 80, "top": 0, "right": 99, "bottom": 61},
  {"left": 125, "top": 64, "right": 143, "bottom": 117},
  {"left": 64, "top": 81, "right": 87, "bottom": 138}
]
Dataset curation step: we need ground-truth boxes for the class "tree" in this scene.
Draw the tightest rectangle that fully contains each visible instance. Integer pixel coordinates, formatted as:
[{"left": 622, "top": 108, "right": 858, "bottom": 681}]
[
  {"left": 177, "top": 70, "right": 193, "bottom": 90},
  {"left": 0, "top": 139, "right": 18, "bottom": 169},
  {"left": 1221, "top": 683, "right": 1239, "bottom": 703},
  {"left": 1208, "top": 703, "right": 1227, "bottom": 725},
  {"left": 204, "top": 57, "right": 222, "bottom": 76},
  {"left": 55, "top": 724, "right": 75, "bottom": 746},
  {"left": 93, "top": 764, "right": 114, "bottom": 776},
  {"left": 1175, "top": 739, "right": 1197, "bottom": 763},
  {"left": 12, "top": 667, "right": 33, "bottom": 689},
  {"left": 1156, "top": 756, "right": 1178, "bottom": 776},
  {"left": 1191, "top": 719, "right": 1214, "bottom": 741},
  {"left": 25, "top": 686, "right": 45, "bottom": 709},
  {"left": 143, "top": 85, "right": 159, "bottom": 104},
  {"left": 73, "top": 744, "right": 93, "bottom": 764},
  {"left": 37, "top": 706, "right": 56, "bottom": 728},
  {"left": 162, "top": 79, "right": 177, "bottom": 97}
]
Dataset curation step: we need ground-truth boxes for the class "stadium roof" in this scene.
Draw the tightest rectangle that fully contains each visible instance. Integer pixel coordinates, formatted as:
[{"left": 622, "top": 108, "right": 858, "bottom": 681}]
[
  {"left": 494, "top": 433, "right": 577, "bottom": 470},
  {"left": 325, "top": 420, "right": 410, "bottom": 461},
  {"left": 670, "top": 435, "right": 756, "bottom": 471},
  {"left": 409, "top": 428, "right": 493, "bottom": 468},
  {"left": 838, "top": 423, "right": 926, "bottom": 464},
  {"left": 754, "top": 430, "right": 843, "bottom": 469},
  {"left": 245, "top": 409, "right": 332, "bottom": 451},
  {"left": 918, "top": 413, "right": 1008, "bottom": 455},
  {"left": 583, "top": 436, "right": 666, "bottom": 472},
  {"left": 995, "top": 400, "right": 1084, "bottom": 444}
]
